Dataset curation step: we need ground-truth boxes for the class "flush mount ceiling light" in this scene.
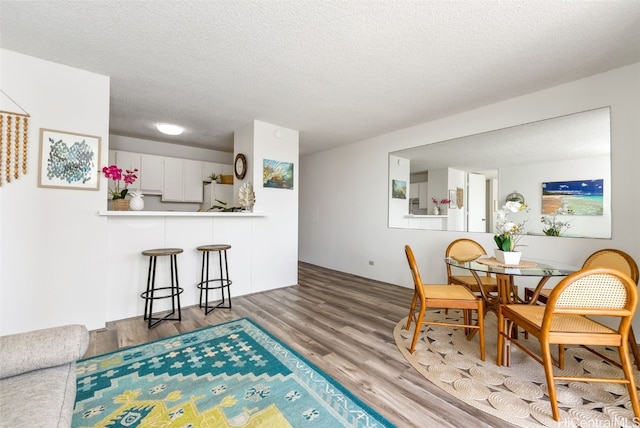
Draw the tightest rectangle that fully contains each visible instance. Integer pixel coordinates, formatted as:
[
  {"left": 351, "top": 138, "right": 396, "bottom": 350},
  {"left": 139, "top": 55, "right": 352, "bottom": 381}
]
[{"left": 156, "top": 123, "right": 184, "bottom": 136}]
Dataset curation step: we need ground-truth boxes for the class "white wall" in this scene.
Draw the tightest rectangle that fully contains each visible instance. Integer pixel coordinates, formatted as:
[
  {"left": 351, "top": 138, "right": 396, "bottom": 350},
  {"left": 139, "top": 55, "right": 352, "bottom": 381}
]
[
  {"left": 0, "top": 49, "right": 110, "bottom": 334},
  {"left": 299, "top": 62, "right": 640, "bottom": 331},
  {"left": 237, "top": 120, "right": 299, "bottom": 293}
]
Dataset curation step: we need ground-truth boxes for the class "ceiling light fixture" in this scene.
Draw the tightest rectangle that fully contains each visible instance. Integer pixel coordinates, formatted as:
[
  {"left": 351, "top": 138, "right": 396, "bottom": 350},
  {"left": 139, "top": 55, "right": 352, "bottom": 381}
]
[{"left": 156, "top": 123, "right": 184, "bottom": 136}]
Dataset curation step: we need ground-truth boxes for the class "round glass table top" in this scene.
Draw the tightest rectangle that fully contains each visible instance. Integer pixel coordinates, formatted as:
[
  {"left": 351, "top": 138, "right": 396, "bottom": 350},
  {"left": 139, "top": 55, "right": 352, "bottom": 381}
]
[{"left": 445, "top": 256, "right": 579, "bottom": 277}]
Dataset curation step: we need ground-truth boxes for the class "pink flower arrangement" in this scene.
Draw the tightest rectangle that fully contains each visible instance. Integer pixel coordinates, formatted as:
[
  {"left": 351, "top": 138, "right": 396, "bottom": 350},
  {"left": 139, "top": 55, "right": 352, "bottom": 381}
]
[
  {"left": 102, "top": 165, "right": 138, "bottom": 199},
  {"left": 431, "top": 197, "right": 451, "bottom": 207}
]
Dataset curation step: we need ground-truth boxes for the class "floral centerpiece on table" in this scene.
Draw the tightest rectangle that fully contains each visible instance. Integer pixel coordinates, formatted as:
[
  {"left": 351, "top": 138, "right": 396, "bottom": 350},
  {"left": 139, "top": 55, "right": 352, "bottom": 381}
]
[
  {"left": 494, "top": 201, "right": 530, "bottom": 251},
  {"left": 102, "top": 165, "right": 139, "bottom": 199},
  {"left": 541, "top": 203, "right": 574, "bottom": 236}
]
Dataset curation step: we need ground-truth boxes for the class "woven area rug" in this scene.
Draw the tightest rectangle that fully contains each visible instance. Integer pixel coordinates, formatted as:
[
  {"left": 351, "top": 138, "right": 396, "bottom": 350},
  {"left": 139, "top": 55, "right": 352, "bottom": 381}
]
[
  {"left": 73, "top": 318, "right": 392, "bottom": 427},
  {"left": 394, "top": 310, "right": 640, "bottom": 428}
]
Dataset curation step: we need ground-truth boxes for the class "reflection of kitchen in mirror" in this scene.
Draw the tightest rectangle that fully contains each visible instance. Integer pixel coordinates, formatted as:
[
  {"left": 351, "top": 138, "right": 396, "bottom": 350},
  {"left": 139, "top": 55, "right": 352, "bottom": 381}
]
[{"left": 388, "top": 107, "right": 611, "bottom": 239}]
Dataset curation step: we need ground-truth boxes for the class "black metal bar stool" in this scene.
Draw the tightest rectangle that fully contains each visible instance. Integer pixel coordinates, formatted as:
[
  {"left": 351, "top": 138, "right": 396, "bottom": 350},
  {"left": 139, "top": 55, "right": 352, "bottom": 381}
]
[
  {"left": 140, "top": 248, "right": 184, "bottom": 328},
  {"left": 196, "top": 244, "right": 232, "bottom": 314}
]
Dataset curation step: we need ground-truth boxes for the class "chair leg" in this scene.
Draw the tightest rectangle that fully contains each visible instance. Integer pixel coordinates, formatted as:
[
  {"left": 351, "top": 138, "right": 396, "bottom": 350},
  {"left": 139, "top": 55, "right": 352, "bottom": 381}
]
[
  {"left": 558, "top": 344, "right": 565, "bottom": 370},
  {"left": 628, "top": 327, "right": 640, "bottom": 371},
  {"left": 497, "top": 307, "right": 504, "bottom": 366},
  {"left": 410, "top": 306, "right": 426, "bottom": 353},
  {"left": 541, "top": 341, "right": 561, "bottom": 421},
  {"left": 477, "top": 302, "right": 485, "bottom": 361},
  {"left": 619, "top": 341, "right": 640, "bottom": 419},
  {"left": 406, "top": 291, "right": 418, "bottom": 330}
]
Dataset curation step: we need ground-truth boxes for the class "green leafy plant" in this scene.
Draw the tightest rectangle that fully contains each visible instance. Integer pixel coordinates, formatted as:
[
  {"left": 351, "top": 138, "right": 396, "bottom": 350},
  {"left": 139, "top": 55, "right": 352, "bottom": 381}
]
[
  {"left": 209, "top": 173, "right": 220, "bottom": 182},
  {"left": 541, "top": 203, "right": 574, "bottom": 236},
  {"left": 208, "top": 199, "right": 243, "bottom": 212}
]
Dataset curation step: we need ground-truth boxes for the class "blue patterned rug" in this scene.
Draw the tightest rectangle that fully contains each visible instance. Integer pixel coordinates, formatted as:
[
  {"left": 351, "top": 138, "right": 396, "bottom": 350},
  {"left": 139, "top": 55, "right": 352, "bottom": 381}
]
[{"left": 73, "top": 317, "right": 393, "bottom": 427}]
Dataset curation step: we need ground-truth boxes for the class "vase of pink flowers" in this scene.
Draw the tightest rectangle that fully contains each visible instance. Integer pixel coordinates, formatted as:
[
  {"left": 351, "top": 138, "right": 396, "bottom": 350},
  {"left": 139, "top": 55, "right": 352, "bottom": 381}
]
[
  {"left": 102, "top": 165, "right": 139, "bottom": 211},
  {"left": 431, "top": 197, "right": 451, "bottom": 215}
]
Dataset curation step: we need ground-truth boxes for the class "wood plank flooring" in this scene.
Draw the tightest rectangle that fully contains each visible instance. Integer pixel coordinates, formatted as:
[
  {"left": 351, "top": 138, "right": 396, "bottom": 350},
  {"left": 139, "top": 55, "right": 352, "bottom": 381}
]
[{"left": 85, "top": 262, "right": 515, "bottom": 428}]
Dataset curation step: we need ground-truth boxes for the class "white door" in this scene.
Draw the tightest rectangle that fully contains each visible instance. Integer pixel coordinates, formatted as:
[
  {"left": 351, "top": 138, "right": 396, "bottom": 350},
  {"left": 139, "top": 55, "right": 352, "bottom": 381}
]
[{"left": 467, "top": 173, "right": 487, "bottom": 232}]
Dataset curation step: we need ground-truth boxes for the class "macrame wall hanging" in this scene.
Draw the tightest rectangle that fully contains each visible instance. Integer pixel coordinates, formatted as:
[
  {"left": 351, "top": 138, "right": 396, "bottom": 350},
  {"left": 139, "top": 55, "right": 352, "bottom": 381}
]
[{"left": 0, "top": 89, "right": 30, "bottom": 187}]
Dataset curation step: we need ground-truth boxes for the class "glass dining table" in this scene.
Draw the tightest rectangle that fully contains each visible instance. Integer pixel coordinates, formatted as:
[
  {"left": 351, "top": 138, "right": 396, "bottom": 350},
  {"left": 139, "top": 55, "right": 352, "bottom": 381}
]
[{"left": 445, "top": 256, "right": 579, "bottom": 315}]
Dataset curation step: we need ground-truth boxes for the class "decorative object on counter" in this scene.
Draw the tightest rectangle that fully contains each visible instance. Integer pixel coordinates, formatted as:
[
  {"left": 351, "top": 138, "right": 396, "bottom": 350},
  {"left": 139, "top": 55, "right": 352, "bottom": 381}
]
[
  {"left": 129, "top": 190, "right": 144, "bottom": 211},
  {"left": 209, "top": 173, "right": 221, "bottom": 184},
  {"left": 541, "top": 202, "right": 574, "bottom": 236},
  {"left": 102, "top": 164, "right": 138, "bottom": 200},
  {"left": 0, "top": 90, "right": 30, "bottom": 187},
  {"left": 234, "top": 152, "right": 246, "bottom": 179},
  {"left": 220, "top": 174, "right": 234, "bottom": 184},
  {"left": 111, "top": 198, "right": 130, "bottom": 211},
  {"left": 494, "top": 200, "right": 529, "bottom": 253},
  {"left": 263, "top": 158, "right": 293, "bottom": 189},
  {"left": 431, "top": 197, "right": 451, "bottom": 215},
  {"left": 38, "top": 129, "right": 101, "bottom": 190},
  {"left": 238, "top": 181, "right": 256, "bottom": 212},
  {"left": 208, "top": 199, "right": 243, "bottom": 212}
]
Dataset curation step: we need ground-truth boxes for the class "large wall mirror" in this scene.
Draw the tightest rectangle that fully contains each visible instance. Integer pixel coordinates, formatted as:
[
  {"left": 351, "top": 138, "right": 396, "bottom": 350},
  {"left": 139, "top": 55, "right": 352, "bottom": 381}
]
[{"left": 388, "top": 107, "right": 611, "bottom": 239}]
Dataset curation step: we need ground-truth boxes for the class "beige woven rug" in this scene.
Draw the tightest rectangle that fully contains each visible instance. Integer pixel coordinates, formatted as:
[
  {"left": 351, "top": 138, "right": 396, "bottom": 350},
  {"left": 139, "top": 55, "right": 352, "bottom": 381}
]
[{"left": 394, "top": 310, "right": 640, "bottom": 427}]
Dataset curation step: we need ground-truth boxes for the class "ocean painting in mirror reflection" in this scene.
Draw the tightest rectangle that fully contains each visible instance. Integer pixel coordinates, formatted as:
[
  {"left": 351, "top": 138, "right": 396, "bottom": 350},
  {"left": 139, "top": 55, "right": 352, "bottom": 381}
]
[{"left": 542, "top": 179, "right": 603, "bottom": 215}]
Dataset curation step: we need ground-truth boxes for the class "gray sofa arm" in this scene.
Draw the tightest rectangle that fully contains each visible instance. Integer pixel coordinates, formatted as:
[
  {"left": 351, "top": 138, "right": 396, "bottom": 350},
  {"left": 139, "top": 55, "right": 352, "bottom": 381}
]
[{"left": 0, "top": 324, "right": 89, "bottom": 379}]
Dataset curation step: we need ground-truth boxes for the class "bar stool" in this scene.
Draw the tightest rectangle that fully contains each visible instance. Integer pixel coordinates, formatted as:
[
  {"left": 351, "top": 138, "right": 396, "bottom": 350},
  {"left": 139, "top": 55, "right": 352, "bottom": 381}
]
[
  {"left": 196, "top": 244, "right": 232, "bottom": 314},
  {"left": 140, "top": 248, "right": 184, "bottom": 328}
]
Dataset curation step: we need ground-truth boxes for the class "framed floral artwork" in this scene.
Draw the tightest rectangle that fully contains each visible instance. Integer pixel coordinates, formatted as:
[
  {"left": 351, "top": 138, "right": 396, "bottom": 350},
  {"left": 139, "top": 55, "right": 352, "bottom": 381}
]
[{"left": 38, "top": 128, "right": 101, "bottom": 190}]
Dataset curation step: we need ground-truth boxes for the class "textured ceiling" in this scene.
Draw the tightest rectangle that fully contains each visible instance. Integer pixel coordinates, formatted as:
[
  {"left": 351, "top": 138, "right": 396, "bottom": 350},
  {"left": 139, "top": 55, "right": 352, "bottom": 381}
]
[{"left": 1, "top": 1, "right": 639, "bottom": 155}]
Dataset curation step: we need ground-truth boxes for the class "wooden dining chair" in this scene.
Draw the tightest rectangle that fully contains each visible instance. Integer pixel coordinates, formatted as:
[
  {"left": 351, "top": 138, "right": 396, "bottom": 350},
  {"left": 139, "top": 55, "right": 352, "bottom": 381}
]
[
  {"left": 498, "top": 267, "right": 640, "bottom": 422},
  {"left": 525, "top": 248, "right": 640, "bottom": 369},
  {"left": 404, "top": 245, "right": 485, "bottom": 360},
  {"left": 445, "top": 238, "right": 498, "bottom": 294}
]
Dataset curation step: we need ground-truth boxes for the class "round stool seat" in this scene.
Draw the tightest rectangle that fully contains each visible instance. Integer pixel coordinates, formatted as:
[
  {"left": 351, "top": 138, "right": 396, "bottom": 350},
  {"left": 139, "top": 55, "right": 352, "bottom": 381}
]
[
  {"left": 197, "top": 244, "right": 231, "bottom": 252},
  {"left": 142, "top": 248, "right": 184, "bottom": 257}
]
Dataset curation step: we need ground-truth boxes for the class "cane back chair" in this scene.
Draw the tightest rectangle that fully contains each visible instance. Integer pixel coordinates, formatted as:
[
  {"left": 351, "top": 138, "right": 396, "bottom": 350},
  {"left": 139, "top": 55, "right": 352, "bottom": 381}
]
[
  {"left": 498, "top": 267, "right": 639, "bottom": 422},
  {"left": 446, "top": 238, "right": 498, "bottom": 294},
  {"left": 525, "top": 248, "right": 640, "bottom": 369},
  {"left": 405, "top": 245, "right": 485, "bottom": 360}
]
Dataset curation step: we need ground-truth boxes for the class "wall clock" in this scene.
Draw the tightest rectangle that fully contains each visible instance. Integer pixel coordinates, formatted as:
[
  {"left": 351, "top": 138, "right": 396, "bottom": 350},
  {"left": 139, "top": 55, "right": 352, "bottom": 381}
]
[{"left": 234, "top": 153, "right": 247, "bottom": 180}]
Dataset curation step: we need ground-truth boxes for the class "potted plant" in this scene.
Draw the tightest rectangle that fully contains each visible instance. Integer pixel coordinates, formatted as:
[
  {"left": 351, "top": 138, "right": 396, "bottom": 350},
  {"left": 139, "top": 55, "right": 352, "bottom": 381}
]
[
  {"left": 209, "top": 173, "right": 222, "bottom": 184},
  {"left": 431, "top": 197, "right": 451, "bottom": 215},
  {"left": 102, "top": 165, "right": 139, "bottom": 210},
  {"left": 494, "top": 200, "right": 529, "bottom": 264},
  {"left": 541, "top": 203, "right": 574, "bottom": 236}
]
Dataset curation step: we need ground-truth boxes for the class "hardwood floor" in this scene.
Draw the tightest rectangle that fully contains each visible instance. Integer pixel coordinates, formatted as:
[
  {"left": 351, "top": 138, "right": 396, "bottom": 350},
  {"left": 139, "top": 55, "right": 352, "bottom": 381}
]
[{"left": 85, "top": 262, "right": 515, "bottom": 428}]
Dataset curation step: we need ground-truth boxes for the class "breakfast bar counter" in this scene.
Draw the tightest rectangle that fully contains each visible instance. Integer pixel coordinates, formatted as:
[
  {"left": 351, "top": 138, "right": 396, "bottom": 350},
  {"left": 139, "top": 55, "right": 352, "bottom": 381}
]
[{"left": 101, "top": 210, "right": 294, "bottom": 323}]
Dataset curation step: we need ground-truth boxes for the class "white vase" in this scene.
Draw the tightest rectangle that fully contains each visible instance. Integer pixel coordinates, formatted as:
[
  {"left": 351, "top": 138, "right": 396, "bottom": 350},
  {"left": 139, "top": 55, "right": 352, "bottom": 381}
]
[
  {"left": 129, "top": 191, "right": 144, "bottom": 211},
  {"left": 433, "top": 206, "right": 441, "bottom": 215},
  {"left": 494, "top": 249, "right": 521, "bottom": 265}
]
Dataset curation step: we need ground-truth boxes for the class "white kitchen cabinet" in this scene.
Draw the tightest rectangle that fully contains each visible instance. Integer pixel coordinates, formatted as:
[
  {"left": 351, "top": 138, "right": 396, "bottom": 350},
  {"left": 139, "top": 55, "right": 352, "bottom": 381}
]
[
  {"left": 202, "top": 161, "right": 225, "bottom": 182},
  {"left": 184, "top": 159, "right": 203, "bottom": 202},
  {"left": 202, "top": 182, "right": 234, "bottom": 210},
  {"left": 418, "top": 182, "right": 428, "bottom": 209},
  {"left": 140, "top": 154, "right": 163, "bottom": 194},
  {"left": 162, "top": 158, "right": 203, "bottom": 203},
  {"left": 410, "top": 181, "right": 429, "bottom": 209}
]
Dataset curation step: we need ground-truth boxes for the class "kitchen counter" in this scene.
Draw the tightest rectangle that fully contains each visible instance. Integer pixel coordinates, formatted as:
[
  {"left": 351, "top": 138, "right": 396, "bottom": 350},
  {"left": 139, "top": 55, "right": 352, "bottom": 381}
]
[{"left": 99, "top": 210, "right": 267, "bottom": 217}]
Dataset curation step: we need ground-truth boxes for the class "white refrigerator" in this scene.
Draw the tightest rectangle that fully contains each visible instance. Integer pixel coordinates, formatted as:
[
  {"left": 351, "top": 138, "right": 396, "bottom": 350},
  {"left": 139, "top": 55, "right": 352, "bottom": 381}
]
[{"left": 202, "top": 182, "right": 234, "bottom": 210}]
